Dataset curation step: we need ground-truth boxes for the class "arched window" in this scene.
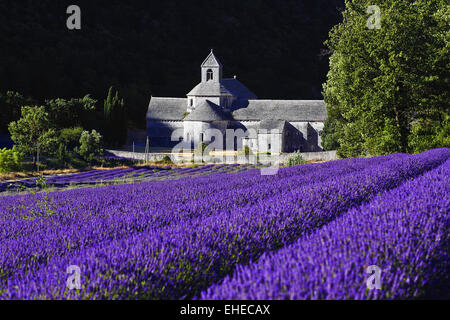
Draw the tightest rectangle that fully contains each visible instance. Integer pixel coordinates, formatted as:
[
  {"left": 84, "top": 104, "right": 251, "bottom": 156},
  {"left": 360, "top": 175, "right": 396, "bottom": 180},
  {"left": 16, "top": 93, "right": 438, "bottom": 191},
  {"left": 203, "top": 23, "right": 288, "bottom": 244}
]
[{"left": 206, "top": 69, "right": 213, "bottom": 81}]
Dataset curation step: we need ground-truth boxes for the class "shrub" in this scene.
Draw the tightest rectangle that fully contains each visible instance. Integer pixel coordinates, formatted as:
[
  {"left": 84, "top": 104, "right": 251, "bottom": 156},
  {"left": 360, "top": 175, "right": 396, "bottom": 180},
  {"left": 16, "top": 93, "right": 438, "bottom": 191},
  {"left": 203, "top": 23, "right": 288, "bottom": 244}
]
[
  {"left": 79, "top": 130, "right": 103, "bottom": 162},
  {"left": 59, "top": 127, "right": 84, "bottom": 151},
  {"left": 287, "top": 151, "right": 306, "bottom": 167},
  {"left": 54, "top": 144, "right": 82, "bottom": 168},
  {"left": 161, "top": 155, "right": 172, "bottom": 164},
  {"left": 0, "top": 147, "right": 23, "bottom": 173}
]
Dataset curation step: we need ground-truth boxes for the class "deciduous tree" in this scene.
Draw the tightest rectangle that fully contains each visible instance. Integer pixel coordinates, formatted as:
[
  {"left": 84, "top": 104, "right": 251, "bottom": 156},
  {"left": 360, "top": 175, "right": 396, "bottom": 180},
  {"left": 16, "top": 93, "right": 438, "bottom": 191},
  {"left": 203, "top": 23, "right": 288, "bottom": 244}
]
[
  {"left": 8, "top": 106, "right": 58, "bottom": 166},
  {"left": 323, "top": 0, "right": 449, "bottom": 157}
]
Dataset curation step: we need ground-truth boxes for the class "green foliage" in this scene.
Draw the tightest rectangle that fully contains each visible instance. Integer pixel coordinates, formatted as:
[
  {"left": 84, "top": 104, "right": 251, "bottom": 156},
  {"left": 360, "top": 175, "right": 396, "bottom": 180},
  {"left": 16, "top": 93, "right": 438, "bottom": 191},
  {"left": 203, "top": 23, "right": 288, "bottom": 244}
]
[
  {"left": 0, "top": 147, "right": 23, "bottom": 173},
  {"left": 52, "top": 127, "right": 85, "bottom": 168},
  {"left": 55, "top": 144, "right": 68, "bottom": 167},
  {"left": 0, "top": 91, "right": 34, "bottom": 133},
  {"left": 194, "top": 142, "right": 207, "bottom": 156},
  {"left": 365, "top": 118, "right": 403, "bottom": 155},
  {"left": 408, "top": 113, "right": 450, "bottom": 153},
  {"left": 67, "top": 156, "right": 88, "bottom": 169},
  {"left": 79, "top": 130, "right": 103, "bottom": 162},
  {"left": 182, "top": 112, "right": 190, "bottom": 119},
  {"left": 8, "top": 106, "right": 59, "bottom": 165},
  {"left": 322, "top": 116, "right": 341, "bottom": 151},
  {"left": 53, "top": 145, "right": 82, "bottom": 169},
  {"left": 161, "top": 155, "right": 173, "bottom": 164},
  {"left": 103, "top": 87, "right": 127, "bottom": 148},
  {"left": 287, "top": 151, "right": 306, "bottom": 167},
  {"left": 238, "top": 145, "right": 252, "bottom": 156},
  {"left": 35, "top": 175, "right": 48, "bottom": 190},
  {"left": 33, "top": 176, "right": 58, "bottom": 217},
  {"left": 45, "top": 95, "right": 97, "bottom": 130},
  {"left": 323, "top": 0, "right": 449, "bottom": 157},
  {"left": 244, "top": 145, "right": 251, "bottom": 156},
  {"left": 58, "top": 127, "right": 84, "bottom": 151}
]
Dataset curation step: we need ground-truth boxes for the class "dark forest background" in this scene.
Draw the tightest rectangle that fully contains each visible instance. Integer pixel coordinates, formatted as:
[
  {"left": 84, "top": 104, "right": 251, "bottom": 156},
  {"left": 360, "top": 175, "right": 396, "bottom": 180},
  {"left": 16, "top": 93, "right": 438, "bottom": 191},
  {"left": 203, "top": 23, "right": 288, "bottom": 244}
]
[{"left": 0, "top": 0, "right": 344, "bottom": 129}]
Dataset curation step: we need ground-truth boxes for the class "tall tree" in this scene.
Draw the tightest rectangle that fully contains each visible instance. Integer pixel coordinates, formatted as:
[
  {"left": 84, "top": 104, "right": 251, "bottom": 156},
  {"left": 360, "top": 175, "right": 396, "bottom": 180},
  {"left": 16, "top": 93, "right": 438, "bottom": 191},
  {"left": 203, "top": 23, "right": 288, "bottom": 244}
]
[
  {"left": 323, "top": 0, "right": 449, "bottom": 157},
  {"left": 103, "top": 87, "right": 127, "bottom": 148}
]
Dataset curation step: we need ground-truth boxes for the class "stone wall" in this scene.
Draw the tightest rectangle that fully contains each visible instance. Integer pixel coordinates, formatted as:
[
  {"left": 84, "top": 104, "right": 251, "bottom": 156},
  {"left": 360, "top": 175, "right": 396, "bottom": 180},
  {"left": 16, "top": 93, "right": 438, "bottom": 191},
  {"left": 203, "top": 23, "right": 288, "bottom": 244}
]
[
  {"left": 288, "top": 150, "right": 337, "bottom": 162},
  {"left": 289, "top": 121, "right": 324, "bottom": 152},
  {"left": 105, "top": 149, "right": 338, "bottom": 164}
]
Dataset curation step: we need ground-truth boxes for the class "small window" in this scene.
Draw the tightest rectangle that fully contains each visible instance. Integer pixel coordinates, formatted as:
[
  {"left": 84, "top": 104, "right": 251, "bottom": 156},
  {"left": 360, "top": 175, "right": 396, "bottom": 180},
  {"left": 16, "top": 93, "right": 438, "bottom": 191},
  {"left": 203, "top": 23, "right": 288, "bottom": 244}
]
[
  {"left": 190, "top": 99, "right": 193, "bottom": 106},
  {"left": 206, "top": 69, "right": 213, "bottom": 81},
  {"left": 200, "top": 133, "right": 204, "bottom": 142}
]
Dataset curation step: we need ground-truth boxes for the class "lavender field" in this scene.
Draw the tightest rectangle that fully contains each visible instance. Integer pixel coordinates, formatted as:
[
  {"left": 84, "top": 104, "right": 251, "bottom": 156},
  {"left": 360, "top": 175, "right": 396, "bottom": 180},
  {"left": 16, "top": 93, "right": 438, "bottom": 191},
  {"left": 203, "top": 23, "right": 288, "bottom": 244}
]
[
  {"left": 0, "top": 148, "right": 448, "bottom": 300},
  {"left": 0, "top": 164, "right": 250, "bottom": 194}
]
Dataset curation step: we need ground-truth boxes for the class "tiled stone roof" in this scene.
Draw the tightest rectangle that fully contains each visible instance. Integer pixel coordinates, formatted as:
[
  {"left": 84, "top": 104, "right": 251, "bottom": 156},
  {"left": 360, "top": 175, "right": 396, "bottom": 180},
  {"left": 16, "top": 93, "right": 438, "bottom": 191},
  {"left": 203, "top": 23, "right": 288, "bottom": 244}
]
[
  {"left": 231, "top": 100, "right": 327, "bottom": 122},
  {"left": 184, "top": 100, "right": 231, "bottom": 121},
  {"left": 146, "top": 97, "right": 186, "bottom": 121}
]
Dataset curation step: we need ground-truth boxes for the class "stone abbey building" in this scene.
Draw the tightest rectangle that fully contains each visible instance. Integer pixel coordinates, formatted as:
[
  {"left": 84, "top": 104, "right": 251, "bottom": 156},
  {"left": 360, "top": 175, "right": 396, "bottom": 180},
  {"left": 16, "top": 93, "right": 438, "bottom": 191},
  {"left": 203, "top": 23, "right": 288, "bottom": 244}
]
[{"left": 146, "top": 50, "right": 327, "bottom": 153}]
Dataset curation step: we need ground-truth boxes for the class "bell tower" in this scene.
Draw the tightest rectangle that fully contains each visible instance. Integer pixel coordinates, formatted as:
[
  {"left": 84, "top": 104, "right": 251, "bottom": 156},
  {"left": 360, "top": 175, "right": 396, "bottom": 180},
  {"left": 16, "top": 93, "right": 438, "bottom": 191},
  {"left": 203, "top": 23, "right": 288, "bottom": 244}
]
[{"left": 201, "top": 49, "right": 222, "bottom": 83}]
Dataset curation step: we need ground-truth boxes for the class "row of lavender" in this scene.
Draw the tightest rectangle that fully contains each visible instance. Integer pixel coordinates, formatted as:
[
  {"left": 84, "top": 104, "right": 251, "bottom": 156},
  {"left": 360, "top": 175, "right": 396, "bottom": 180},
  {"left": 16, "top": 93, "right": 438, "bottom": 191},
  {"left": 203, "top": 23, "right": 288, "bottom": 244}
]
[
  {"left": 0, "top": 164, "right": 247, "bottom": 193},
  {"left": 201, "top": 158, "right": 449, "bottom": 299},
  {"left": 0, "top": 148, "right": 447, "bottom": 299}
]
